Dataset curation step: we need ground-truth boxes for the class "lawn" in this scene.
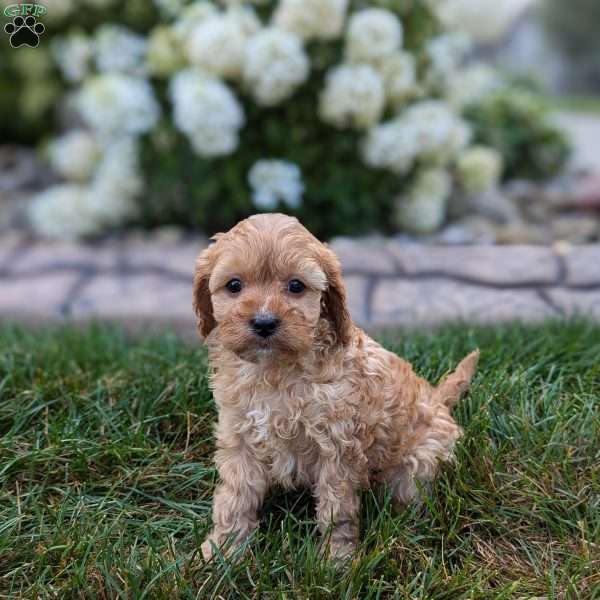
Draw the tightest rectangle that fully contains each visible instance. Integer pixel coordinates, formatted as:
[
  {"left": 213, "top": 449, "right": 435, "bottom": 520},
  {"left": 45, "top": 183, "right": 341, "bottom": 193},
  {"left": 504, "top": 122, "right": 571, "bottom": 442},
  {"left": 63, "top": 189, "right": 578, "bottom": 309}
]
[{"left": 0, "top": 321, "right": 598, "bottom": 599}]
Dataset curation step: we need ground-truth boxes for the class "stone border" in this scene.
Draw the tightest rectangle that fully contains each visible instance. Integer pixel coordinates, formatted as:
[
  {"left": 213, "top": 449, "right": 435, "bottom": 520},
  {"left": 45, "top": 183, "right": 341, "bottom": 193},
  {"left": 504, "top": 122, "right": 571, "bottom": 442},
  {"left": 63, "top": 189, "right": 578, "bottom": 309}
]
[{"left": 1, "top": 236, "right": 599, "bottom": 329}]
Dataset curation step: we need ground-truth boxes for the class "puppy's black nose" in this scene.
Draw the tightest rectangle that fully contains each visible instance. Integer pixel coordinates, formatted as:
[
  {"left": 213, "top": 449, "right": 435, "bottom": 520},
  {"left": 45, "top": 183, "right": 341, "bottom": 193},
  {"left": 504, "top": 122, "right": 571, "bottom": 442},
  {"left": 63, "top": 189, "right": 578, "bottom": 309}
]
[{"left": 250, "top": 314, "right": 280, "bottom": 338}]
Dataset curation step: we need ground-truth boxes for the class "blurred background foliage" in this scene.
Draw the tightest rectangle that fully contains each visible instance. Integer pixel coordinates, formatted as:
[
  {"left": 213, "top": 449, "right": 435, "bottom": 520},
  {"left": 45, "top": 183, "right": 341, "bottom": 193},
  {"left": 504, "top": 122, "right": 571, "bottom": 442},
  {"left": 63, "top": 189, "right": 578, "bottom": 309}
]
[
  {"left": 0, "top": 0, "right": 159, "bottom": 143},
  {"left": 1, "top": 0, "right": 571, "bottom": 240},
  {"left": 542, "top": 0, "right": 600, "bottom": 93},
  {"left": 465, "top": 88, "right": 570, "bottom": 181}
]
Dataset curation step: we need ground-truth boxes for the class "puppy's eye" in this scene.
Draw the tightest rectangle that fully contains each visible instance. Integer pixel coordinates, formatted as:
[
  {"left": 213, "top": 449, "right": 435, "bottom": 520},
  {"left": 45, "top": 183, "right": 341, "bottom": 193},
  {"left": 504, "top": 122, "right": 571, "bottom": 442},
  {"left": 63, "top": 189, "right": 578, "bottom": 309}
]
[
  {"left": 287, "top": 279, "right": 305, "bottom": 294},
  {"left": 226, "top": 278, "right": 243, "bottom": 294}
]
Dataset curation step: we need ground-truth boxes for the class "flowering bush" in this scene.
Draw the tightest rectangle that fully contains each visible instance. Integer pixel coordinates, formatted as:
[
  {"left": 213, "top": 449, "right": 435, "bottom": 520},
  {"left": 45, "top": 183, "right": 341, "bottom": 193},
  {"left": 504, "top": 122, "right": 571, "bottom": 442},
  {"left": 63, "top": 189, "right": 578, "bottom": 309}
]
[
  {"left": 464, "top": 89, "right": 570, "bottom": 180},
  {"left": 30, "top": 138, "right": 141, "bottom": 240},
  {"left": 456, "top": 146, "right": 503, "bottom": 195},
  {"left": 6, "top": 0, "right": 569, "bottom": 240},
  {"left": 248, "top": 159, "right": 304, "bottom": 209},
  {"left": 430, "top": 0, "right": 534, "bottom": 44}
]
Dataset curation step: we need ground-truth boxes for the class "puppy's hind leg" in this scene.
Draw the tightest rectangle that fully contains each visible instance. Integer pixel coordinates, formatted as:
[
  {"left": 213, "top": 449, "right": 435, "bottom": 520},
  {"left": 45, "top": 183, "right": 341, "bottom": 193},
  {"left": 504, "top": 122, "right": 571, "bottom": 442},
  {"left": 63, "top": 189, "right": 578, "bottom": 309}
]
[
  {"left": 386, "top": 414, "right": 463, "bottom": 508},
  {"left": 388, "top": 350, "right": 479, "bottom": 507}
]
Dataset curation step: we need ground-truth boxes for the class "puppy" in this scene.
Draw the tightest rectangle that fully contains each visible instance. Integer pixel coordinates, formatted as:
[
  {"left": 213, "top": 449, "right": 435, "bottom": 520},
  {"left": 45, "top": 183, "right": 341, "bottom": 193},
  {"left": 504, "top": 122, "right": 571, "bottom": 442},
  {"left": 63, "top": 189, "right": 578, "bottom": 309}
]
[{"left": 194, "top": 213, "right": 479, "bottom": 560}]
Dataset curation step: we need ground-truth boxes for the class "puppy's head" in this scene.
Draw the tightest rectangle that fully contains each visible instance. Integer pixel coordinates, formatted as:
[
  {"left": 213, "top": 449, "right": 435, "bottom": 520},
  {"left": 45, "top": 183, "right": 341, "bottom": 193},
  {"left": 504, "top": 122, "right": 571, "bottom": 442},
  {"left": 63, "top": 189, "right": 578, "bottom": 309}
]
[{"left": 193, "top": 213, "right": 351, "bottom": 362}]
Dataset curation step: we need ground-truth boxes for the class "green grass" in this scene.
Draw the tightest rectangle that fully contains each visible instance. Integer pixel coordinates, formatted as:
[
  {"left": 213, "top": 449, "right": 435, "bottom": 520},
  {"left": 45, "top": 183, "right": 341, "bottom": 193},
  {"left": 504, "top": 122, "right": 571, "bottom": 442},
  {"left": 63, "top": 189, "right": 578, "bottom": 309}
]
[{"left": 0, "top": 321, "right": 598, "bottom": 599}]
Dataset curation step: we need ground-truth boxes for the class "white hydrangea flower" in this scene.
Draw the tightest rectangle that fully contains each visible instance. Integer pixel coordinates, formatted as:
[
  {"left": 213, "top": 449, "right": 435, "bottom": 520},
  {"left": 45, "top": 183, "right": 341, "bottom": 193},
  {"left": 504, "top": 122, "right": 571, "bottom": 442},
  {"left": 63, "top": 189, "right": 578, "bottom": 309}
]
[
  {"left": 425, "top": 32, "right": 472, "bottom": 91},
  {"left": 186, "top": 7, "right": 260, "bottom": 80},
  {"left": 319, "top": 64, "right": 385, "bottom": 129},
  {"left": 376, "top": 51, "right": 417, "bottom": 106},
  {"left": 447, "top": 121, "right": 472, "bottom": 159},
  {"left": 154, "top": 0, "right": 189, "bottom": 18},
  {"left": 29, "top": 138, "right": 143, "bottom": 240},
  {"left": 345, "top": 8, "right": 403, "bottom": 63},
  {"left": 95, "top": 25, "right": 147, "bottom": 76},
  {"left": 414, "top": 168, "right": 453, "bottom": 202},
  {"left": 273, "top": 0, "right": 348, "bottom": 40},
  {"left": 248, "top": 159, "right": 304, "bottom": 209},
  {"left": 52, "top": 32, "right": 94, "bottom": 83},
  {"left": 395, "top": 167, "right": 452, "bottom": 233},
  {"left": 48, "top": 130, "right": 101, "bottom": 182},
  {"left": 227, "top": 5, "right": 263, "bottom": 36},
  {"left": 147, "top": 25, "right": 185, "bottom": 77},
  {"left": 456, "top": 145, "right": 503, "bottom": 194},
  {"left": 362, "top": 119, "right": 420, "bottom": 174},
  {"left": 77, "top": 74, "right": 160, "bottom": 139},
  {"left": 28, "top": 184, "right": 101, "bottom": 240},
  {"left": 432, "top": 0, "right": 531, "bottom": 43},
  {"left": 362, "top": 100, "right": 471, "bottom": 173},
  {"left": 88, "top": 138, "right": 142, "bottom": 226},
  {"left": 173, "top": 2, "right": 219, "bottom": 41},
  {"left": 402, "top": 100, "right": 472, "bottom": 163},
  {"left": 445, "top": 63, "right": 501, "bottom": 109},
  {"left": 243, "top": 28, "right": 310, "bottom": 106},
  {"left": 169, "top": 69, "right": 245, "bottom": 157}
]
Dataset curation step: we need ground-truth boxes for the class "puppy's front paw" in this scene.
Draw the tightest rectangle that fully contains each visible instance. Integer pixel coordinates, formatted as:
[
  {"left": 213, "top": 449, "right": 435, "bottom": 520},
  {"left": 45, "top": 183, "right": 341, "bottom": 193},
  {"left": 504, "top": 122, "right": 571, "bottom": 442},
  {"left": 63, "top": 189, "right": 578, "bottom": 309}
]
[
  {"left": 325, "top": 539, "right": 357, "bottom": 563},
  {"left": 201, "top": 530, "right": 233, "bottom": 561},
  {"left": 201, "top": 531, "right": 249, "bottom": 562},
  {"left": 201, "top": 535, "right": 220, "bottom": 561}
]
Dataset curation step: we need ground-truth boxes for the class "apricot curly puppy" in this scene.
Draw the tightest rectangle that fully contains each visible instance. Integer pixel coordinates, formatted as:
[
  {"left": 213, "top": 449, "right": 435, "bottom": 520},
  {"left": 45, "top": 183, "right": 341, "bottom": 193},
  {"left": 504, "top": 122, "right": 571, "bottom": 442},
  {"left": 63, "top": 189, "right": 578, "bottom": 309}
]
[{"left": 194, "top": 213, "right": 479, "bottom": 560}]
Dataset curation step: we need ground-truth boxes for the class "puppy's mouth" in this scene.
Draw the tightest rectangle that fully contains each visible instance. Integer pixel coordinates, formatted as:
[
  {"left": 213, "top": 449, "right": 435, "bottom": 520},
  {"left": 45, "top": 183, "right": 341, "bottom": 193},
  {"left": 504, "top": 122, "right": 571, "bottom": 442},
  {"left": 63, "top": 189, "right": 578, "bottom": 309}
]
[
  {"left": 242, "top": 329, "right": 304, "bottom": 363},
  {"left": 231, "top": 337, "right": 280, "bottom": 363},
  {"left": 254, "top": 336, "right": 276, "bottom": 351},
  {"left": 217, "top": 314, "right": 313, "bottom": 363},
  {"left": 252, "top": 330, "right": 291, "bottom": 354}
]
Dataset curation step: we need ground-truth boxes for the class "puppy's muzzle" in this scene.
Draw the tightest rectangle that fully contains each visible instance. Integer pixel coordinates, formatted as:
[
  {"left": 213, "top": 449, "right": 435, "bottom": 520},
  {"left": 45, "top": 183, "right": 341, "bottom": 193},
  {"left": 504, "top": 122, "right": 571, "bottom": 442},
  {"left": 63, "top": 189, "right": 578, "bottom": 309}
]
[{"left": 249, "top": 313, "right": 280, "bottom": 338}]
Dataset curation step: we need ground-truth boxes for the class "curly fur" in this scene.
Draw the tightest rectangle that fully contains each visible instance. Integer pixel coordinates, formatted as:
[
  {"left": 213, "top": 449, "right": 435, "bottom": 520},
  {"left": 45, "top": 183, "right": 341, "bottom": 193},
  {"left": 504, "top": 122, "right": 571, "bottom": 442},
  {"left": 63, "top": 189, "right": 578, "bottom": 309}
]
[{"left": 194, "top": 213, "right": 479, "bottom": 559}]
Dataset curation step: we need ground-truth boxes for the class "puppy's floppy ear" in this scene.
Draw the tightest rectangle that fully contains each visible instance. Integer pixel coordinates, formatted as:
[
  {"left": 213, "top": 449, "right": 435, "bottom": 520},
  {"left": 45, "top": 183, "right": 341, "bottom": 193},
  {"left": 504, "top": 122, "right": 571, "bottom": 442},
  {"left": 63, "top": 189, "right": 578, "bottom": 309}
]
[
  {"left": 319, "top": 244, "right": 352, "bottom": 346},
  {"left": 192, "top": 239, "right": 218, "bottom": 338}
]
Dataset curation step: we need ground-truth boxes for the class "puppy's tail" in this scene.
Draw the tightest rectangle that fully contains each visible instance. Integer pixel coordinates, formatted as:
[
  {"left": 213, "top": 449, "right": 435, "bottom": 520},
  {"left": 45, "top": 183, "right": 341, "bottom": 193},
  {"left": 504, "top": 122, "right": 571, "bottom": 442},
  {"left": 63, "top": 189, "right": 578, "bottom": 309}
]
[{"left": 433, "top": 349, "right": 480, "bottom": 409}]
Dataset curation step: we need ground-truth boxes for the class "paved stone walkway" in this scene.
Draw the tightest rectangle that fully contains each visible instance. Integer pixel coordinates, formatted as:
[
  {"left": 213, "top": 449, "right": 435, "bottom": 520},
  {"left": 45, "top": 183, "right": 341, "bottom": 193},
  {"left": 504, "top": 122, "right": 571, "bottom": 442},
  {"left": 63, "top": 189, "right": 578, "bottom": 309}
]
[{"left": 1, "top": 235, "right": 599, "bottom": 332}]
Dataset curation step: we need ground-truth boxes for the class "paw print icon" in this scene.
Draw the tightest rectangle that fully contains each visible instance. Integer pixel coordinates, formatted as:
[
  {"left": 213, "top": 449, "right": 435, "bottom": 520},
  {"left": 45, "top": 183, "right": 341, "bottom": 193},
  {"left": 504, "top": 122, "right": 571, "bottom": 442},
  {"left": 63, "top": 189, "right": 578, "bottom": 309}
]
[{"left": 5, "top": 15, "right": 45, "bottom": 48}]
